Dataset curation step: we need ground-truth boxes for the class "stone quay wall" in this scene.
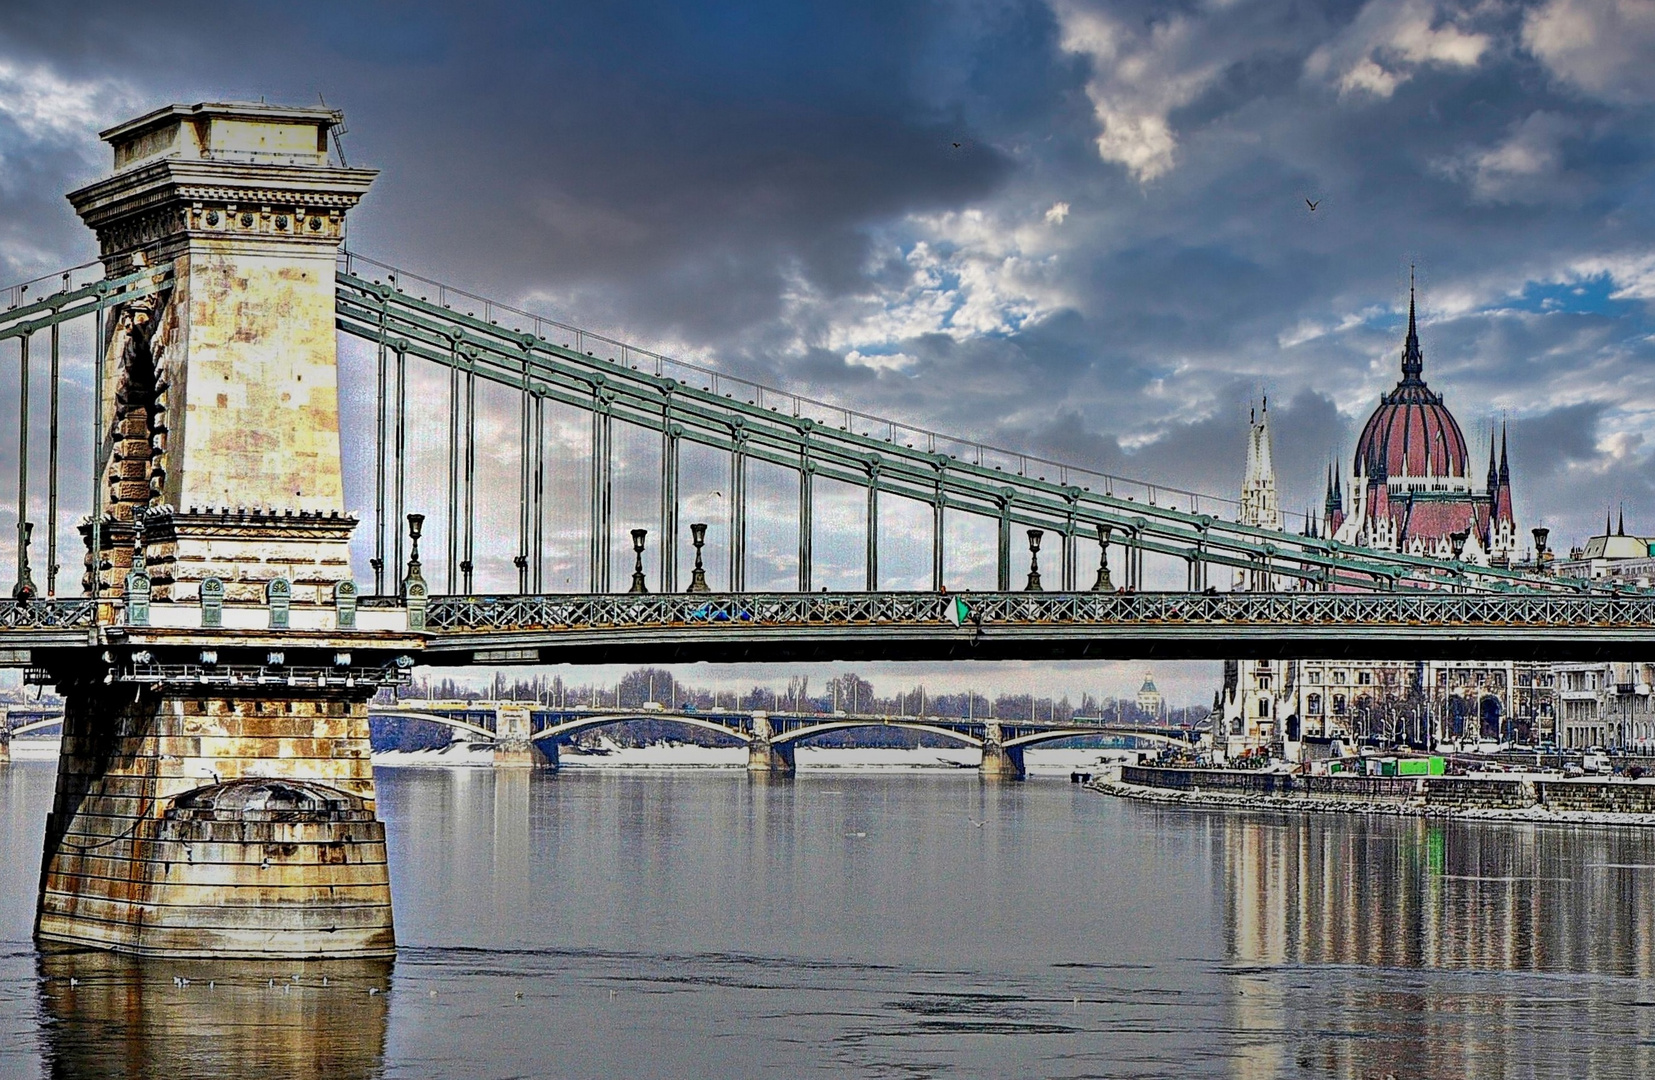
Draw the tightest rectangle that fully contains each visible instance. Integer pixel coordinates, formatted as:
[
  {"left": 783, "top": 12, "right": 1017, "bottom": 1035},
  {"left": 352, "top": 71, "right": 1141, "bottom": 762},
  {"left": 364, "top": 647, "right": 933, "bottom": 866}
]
[{"left": 1116, "top": 765, "right": 1655, "bottom": 818}]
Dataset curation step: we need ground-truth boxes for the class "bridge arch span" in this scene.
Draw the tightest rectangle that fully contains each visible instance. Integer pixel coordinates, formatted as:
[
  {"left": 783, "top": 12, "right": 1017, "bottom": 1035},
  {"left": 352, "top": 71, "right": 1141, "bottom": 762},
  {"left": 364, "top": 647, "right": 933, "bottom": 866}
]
[
  {"left": 368, "top": 710, "right": 498, "bottom": 742},
  {"left": 531, "top": 713, "right": 752, "bottom": 746},
  {"left": 999, "top": 728, "right": 1197, "bottom": 751},
  {"left": 770, "top": 720, "right": 984, "bottom": 749},
  {"left": 10, "top": 718, "right": 64, "bottom": 738}
]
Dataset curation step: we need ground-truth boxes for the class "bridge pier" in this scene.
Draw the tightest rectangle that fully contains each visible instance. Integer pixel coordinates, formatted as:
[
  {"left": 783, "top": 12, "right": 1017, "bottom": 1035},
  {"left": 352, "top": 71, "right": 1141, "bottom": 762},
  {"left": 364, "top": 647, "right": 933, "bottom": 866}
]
[
  {"left": 747, "top": 739, "right": 796, "bottom": 776},
  {"left": 36, "top": 674, "right": 395, "bottom": 958},
  {"left": 745, "top": 712, "right": 795, "bottom": 775},
  {"left": 979, "top": 724, "right": 1025, "bottom": 779},
  {"left": 0, "top": 722, "right": 9, "bottom": 765},
  {"left": 491, "top": 705, "right": 550, "bottom": 768}
]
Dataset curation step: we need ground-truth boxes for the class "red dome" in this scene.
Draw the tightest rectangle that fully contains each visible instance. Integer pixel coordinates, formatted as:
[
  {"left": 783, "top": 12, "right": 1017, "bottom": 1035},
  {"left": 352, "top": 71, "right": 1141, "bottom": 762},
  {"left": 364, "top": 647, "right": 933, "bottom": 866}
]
[{"left": 1353, "top": 288, "right": 1469, "bottom": 480}]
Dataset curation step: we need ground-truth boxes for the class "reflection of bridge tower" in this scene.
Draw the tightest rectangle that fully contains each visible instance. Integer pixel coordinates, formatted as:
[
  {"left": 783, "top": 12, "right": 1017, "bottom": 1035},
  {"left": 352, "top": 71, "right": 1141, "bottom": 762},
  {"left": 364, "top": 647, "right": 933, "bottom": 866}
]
[{"left": 36, "top": 103, "right": 412, "bottom": 957}]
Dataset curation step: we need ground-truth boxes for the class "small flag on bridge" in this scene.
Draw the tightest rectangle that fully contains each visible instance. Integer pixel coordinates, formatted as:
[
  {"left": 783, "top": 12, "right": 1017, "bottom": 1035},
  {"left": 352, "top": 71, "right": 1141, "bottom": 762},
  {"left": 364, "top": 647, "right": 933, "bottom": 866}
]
[{"left": 944, "top": 596, "right": 969, "bottom": 626}]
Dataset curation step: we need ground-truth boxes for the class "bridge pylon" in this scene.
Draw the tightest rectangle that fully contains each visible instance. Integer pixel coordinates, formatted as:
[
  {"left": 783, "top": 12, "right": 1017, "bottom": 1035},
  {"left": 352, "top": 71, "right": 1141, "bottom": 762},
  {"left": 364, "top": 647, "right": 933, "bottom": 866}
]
[{"left": 34, "top": 102, "right": 406, "bottom": 959}]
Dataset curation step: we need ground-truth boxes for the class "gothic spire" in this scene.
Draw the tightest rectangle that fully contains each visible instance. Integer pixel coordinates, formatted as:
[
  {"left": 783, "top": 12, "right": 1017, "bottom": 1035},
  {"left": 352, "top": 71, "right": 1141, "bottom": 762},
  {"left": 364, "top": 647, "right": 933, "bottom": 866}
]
[
  {"left": 1486, "top": 429, "right": 1498, "bottom": 493},
  {"left": 1499, "top": 421, "right": 1510, "bottom": 485},
  {"left": 1401, "top": 266, "right": 1424, "bottom": 383},
  {"left": 1618, "top": 504, "right": 1625, "bottom": 536}
]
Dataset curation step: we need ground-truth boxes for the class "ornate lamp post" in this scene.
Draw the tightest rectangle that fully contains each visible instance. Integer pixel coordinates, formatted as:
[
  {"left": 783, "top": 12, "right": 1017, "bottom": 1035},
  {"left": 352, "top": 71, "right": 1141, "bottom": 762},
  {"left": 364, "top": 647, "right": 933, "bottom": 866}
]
[
  {"left": 402, "top": 513, "right": 426, "bottom": 596},
  {"left": 1092, "top": 523, "right": 1113, "bottom": 591},
  {"left": 1025, "top": 528, "right": 1043, "bottom": 592},
  {"left": 628, "top": 529, "right": 649, "bottom": 594},
  {"left": 686, "top": 522, "right": 711, "bottom": 593}
]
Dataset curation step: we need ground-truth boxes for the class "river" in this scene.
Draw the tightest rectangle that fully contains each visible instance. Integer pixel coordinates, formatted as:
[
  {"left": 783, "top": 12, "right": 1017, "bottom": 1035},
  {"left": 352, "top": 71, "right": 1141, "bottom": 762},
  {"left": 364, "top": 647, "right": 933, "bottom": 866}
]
[{"left": 2, "top": 759, "right": 1652, "bottom": 1078}]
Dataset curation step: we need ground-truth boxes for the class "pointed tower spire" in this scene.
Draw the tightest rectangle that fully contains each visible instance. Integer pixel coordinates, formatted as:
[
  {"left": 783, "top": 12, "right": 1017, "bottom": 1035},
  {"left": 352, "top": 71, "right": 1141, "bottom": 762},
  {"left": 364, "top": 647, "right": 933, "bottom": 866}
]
[
  {"left": 1606, "top": 508, "right": 1613, "bottom": 536},
  {"left": 1618, "top": 504, "right": 1625, "bottom": 536},
  {"left": 1499, "top": 421, "right": 1510, "bottom": 485},
  {"left": 1486, "top": 428, "right": 1498, "bottom": 493},
  {"left": 1401, "top": 265, "right": 1424, "bottom": 383}
]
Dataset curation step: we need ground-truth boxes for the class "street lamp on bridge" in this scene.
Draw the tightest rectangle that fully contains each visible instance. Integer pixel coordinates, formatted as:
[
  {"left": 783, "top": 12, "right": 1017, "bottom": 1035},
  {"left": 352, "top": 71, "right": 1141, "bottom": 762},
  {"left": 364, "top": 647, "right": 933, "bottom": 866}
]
[
  {"left": 629, "top": 529, "right": 649, "bottom": 594},
  {"left": 1025, "top": 529, "right": 1043, "bottom": 592}
]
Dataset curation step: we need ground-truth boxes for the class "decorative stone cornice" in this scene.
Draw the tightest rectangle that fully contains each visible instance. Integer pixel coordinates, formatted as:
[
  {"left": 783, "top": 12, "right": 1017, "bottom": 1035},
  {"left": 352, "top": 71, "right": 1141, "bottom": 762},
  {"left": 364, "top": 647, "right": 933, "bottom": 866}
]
[{"left": 67, "top": 157, "right": 376, "bottom": 264}]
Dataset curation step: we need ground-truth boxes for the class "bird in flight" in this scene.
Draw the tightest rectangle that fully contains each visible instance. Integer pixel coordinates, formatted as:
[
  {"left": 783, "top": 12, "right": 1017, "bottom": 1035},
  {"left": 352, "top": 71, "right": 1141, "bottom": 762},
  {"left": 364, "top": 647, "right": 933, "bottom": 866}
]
[{"left": 1305, "top": 198, "right": 1321, "bottom": 212}]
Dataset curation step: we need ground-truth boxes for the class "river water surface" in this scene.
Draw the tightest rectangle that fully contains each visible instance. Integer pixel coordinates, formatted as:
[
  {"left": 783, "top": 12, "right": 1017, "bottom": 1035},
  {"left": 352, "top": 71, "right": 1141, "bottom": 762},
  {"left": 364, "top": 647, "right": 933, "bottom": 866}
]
[{"left": 2, "top": 760, "right": 1653, "bottom": 1079}]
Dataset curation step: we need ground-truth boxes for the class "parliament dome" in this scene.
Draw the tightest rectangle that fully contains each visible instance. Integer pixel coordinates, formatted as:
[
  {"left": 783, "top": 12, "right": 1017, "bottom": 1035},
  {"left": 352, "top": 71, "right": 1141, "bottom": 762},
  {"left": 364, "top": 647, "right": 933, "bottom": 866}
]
[{"left": 1353, "top": 287, "right": 1469, "bottom": 481}]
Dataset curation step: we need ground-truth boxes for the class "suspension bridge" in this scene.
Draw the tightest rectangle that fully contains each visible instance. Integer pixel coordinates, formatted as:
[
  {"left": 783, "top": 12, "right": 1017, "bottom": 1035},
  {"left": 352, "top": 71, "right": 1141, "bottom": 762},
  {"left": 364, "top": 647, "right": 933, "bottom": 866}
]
[{"left": 2, "top": 100, "right": 1647, "bottom": 960}]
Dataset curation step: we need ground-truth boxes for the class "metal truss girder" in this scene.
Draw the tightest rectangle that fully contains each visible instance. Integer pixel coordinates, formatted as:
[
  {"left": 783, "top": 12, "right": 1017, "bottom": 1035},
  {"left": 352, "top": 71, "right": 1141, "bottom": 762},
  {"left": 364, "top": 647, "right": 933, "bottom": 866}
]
[
  {"left": 0, "top": 265, "right": 175, "bottom": 344},
  {"left": 335, "top": 270, "right": 1607, "bottom": 596}
]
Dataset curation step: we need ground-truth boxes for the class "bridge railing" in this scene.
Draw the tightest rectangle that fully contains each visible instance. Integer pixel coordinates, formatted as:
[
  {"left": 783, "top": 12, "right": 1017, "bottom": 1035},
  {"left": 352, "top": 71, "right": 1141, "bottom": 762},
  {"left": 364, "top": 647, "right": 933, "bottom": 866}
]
[
  {"left": 421, "top": 590, "right": 1655, "bottom": 633},
  {"left": 0, "top": 599, "right": 97, "bottom": 629}
]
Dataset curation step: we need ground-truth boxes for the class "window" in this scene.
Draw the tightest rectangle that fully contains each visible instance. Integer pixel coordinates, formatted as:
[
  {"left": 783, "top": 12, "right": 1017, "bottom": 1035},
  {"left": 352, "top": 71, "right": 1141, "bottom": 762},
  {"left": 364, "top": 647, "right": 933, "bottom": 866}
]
[
  {"left": 1358, "top": 671, "right": 1372, "bottom": 686},
  {"left": 1258, "top": 699, "right": 1270, "bottom": 717},
  {"left": 1333, "top": 671, "right": 1348, "bottom": 685},
  {"left": 1333, "top": 694, "right": 1347, "bottom": 715},
  {"left": 1307, "top": 693, "right": 1322, "bottom": 715}
]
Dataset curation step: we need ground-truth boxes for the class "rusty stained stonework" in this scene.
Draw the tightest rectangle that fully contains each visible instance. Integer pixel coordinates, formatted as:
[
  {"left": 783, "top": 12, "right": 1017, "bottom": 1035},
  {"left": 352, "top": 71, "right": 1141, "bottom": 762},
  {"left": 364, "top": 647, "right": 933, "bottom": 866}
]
[
  {"left": 36, "top": 678, "right": 392, "bottom": 957},
  {"left": 43, "top": 102, "right": 396, "bottom": 959}
]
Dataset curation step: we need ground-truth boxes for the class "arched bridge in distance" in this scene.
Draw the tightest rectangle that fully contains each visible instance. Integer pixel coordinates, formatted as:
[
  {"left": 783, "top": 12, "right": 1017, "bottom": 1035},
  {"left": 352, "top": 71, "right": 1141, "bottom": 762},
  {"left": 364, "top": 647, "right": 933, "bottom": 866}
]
[{"left": 370, "top": 701, "right": 1200, "bottom": 778}]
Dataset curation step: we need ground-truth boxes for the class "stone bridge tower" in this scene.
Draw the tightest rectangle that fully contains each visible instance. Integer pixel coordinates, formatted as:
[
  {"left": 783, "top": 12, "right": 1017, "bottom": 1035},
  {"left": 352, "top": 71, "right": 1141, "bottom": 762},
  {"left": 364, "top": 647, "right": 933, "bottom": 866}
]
[{"left": 36, "top": 102, "right": 414, "bottom": 958}]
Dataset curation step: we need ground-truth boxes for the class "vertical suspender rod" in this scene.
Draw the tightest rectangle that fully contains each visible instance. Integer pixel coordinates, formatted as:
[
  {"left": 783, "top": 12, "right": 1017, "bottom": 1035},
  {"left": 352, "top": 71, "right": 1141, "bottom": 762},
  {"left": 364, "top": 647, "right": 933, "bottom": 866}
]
[
  {"left": 532, "top": 393, "right": 545, "bottom": 591},
  {"left": 798, "top": 452, "right": 813, "bottom": 592},
  {"left": 17, "top": 332, "right": 29, "bottom": 589},
  {"left": 373, "top": 337, "right": 388, "bottom": 594},
  {"left": 89, "top": 304, "right": 104, "bottom": 596},
  {"left": 393, "top": 346, "right": 407, "bottom": 585},
  {"left": 730, "top": 441, "right": 747, "bottom": 592},
  {"left": 865, "top": 468, "right": 879, "bottom": 592},
  {"left": 932, "top": 490, "right": 944, "bottom": 592},
  {"left": 446, "top": 364, "right": 459, "bottom": 593},
  {"left": 47, "top": 311, "right": 61, "bottom": 596},
  {"left": 462, "top": 367, "right": 476, "bottom": 591},
  {"left": 660, "top": 419, "right": 678, "bottom": 592}
]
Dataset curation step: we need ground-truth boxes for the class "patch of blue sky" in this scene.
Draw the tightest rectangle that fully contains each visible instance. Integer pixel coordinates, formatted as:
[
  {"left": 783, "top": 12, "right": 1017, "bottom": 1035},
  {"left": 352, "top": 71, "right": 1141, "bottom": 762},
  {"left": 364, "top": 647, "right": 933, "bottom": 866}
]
[{"left": 1504, "top": 273, "right": 1631, "bottom": 317}]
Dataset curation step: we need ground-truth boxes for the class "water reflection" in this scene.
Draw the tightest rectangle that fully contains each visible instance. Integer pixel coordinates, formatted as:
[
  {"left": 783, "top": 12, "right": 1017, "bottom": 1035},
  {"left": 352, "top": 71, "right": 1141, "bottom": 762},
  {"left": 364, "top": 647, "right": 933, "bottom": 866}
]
[
  {"left": 1217, "top": 814, "right": 1655, "bottom": 1078},
  {"left": 37, "top": 950, "right": 391, "bottom": 1080}
]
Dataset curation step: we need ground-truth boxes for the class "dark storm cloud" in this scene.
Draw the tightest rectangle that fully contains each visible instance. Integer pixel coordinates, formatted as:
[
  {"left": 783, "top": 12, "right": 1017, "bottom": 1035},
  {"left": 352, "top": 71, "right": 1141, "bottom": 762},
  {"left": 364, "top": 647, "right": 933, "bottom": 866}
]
[{"left": 4, "top": 0, "right": 1655, "bottom": 567}]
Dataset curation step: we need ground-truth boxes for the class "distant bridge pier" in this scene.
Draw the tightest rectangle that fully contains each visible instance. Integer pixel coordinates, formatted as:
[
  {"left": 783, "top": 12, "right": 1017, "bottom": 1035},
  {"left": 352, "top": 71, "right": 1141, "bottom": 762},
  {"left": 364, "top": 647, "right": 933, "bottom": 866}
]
[
  {"left": 746, "top": 713, "right": 795, "bottom": 776},
  {"left": 491, "top": 705, "right": 550, "bottom": 768},
  {"left": 979, "top": 722, "right": 1025, "bottom": 780},
  {"left": 0, "top": 716, "right": 9, "bottom": 765}
]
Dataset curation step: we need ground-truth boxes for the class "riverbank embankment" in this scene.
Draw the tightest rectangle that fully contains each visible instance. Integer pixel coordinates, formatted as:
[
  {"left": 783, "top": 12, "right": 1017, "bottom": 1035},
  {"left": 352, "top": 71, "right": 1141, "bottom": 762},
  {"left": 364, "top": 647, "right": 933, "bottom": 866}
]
[{"left": 1093, "top": 764, "right": 1655, "bottom": 826}]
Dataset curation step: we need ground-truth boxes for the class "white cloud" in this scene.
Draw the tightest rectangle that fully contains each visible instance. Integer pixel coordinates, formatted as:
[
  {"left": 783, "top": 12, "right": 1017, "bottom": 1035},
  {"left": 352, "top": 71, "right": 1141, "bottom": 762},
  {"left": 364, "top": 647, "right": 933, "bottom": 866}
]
[
  {"left": 0, "top": 58, "right": 131, "bottom": 143},
  {"left": 1044, "top": 201, "right": 1070, "bottom": 225},
  {"left": 1437, "top": 111, "right": 1576, "bottom": 203},
  {"left": 788, "top": 205, "right": 1071, "bottom": 359},
  {"left": 1524, "top": 0, "right": 1655, "bottom": 104},
  {"left": 1052, "top": 3, "right": 1228, "bottom": 182},
  {"left": 1305, "top": 0, "right": 1490, "bottom": 99}
]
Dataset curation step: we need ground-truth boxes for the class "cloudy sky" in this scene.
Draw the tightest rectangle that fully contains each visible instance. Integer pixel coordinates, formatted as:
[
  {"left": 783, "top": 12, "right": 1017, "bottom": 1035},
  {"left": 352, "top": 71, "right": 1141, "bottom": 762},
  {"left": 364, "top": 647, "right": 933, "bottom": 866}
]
[{"left": 2, "top": 0, "right": 1653, "bottom": 703}]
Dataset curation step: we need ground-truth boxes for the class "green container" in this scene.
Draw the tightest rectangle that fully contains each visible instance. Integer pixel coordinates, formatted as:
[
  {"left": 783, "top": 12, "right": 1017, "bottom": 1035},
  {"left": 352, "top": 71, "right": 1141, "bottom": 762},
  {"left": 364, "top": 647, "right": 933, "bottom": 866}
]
[
  {"left": 1380, "top": 759, "right": 1398, "bottom": 777},
  {"left": 1429, "top": 756, "right": 1446, "bottom": 776},
  {"left": 1397, "top": 759, "right": 1429, "bottom": 776}
]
